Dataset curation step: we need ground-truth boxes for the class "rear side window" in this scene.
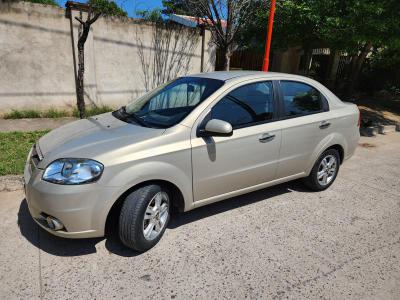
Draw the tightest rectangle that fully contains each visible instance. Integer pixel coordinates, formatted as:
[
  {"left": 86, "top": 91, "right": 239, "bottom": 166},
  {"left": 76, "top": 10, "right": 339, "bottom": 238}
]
[
  {"left": 211, "top": 81, "right": 274, "bottom": 128},
  {"left": 280, "top": 81, "right": 325, "bottom": 117}
]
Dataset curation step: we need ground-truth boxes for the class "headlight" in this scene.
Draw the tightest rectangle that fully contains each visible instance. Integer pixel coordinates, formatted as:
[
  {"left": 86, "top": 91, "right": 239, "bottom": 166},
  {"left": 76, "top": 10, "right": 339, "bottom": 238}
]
[{"left": 42, "top": 158, "right": 103, "bottom": 185}]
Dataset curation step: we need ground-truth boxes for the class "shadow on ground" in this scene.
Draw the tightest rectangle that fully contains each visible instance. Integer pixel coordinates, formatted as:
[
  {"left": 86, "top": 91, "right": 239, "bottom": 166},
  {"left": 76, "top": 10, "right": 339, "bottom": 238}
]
[
  {"left": 359, "top": 107, "right": 397, "bottom": 126},
  {"left": 17, "top": 180, "right": 307, "bottom": 257}
]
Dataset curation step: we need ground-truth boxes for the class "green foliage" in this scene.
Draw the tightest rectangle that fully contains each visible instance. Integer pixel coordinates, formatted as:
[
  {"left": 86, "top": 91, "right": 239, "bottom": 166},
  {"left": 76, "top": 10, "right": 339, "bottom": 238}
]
[
  {"left": 0, "top": 130, "right": 49, "bottom": 175},
  {"left": 360, "top": 46, "right": 400, "bottom": 94},
  {"left": 88, "top": 0, "right": 127, "bottom": 17},
  {"left": 239, "top": 0, "right": 400, "bottom": 93},
  {"left": 72, "top": 105, "right": 114, "bottom": 117},
  {"left": 136, "top": 8, "right": 163, "bottom": 22},
  {"left": 138, "top": 1, "right": 195, "bottom": 20},
  {"left": 241, "top": 0, "right": 400, "bottom": 53},
  {"left": 43, "top": 108, "right": 70, "bottom": 118},
  {"left": 4, "top": 108, "right": 70, "bottom": 119},
  {"left": 161, "top": 0, "right": 190, "bottom": 15},
  {"left": 22, "top": 0, "right": 58, "bottom": 6},
  {"left": 4, "top": 109, "right": 41, "bottom": 119},
  {"left": 2, "top": 106, "right": 113, "bottom": 119}
]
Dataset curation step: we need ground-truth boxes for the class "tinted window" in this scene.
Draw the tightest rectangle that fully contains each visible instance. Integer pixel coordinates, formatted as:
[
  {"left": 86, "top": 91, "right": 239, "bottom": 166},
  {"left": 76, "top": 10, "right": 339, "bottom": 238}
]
[
  {"left": 211, "top": 81, "right": 274, "bottom": 128},
  {"left": 281, "top": 81, "right": 323, "bottom": 116},
  {"left": 124, "top": 77, "right": 224, "bottom": 128}
]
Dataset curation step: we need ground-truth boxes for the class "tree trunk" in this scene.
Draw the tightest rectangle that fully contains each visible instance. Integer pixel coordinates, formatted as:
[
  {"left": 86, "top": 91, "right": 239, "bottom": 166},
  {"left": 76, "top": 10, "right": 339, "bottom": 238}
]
[
  {"left": 325, "top": 50, "right": 340, "bottom": 89},
  {"left": 346, "top": 42, "right": 373, "bottom": 96},
  {"left": 76, "top": 43, "right": 86, "bottom": 119},
  {"left": 74, "top": 12, "right": 100, "bottom": 119},
  {"left": 302, "top": 47, "right": 313, "bottom": 75},
  {"left": 222, "top": 47, "right": 231, "bottom": 71}
]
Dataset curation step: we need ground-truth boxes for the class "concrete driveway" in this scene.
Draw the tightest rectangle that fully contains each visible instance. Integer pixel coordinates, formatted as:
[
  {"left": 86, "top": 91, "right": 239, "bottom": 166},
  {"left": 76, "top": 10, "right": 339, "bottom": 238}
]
[{"left": 1, "top": 133, "right": 399, "bottom": 299}]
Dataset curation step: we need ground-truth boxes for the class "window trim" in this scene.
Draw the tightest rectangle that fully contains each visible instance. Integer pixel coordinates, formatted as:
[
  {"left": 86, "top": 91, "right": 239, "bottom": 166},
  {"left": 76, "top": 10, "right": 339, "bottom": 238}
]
[
  {"left": 276, "top": 80, "right": 329, "bottom": 120},
  {"left": 204, "top": 80, "right": 279, "bottom": 131}
]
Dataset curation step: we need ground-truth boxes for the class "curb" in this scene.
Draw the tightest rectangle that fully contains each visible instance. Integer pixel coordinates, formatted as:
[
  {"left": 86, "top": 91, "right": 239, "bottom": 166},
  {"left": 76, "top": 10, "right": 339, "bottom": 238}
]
[
  {"left": 0, "top": 117, "right": 77, "bottom": 132},
  {"left": 0, "top": 175, "right": 24, "bottom": 192},
  {"left": 360, "top": 124, "right": 399, "bottom": 137}
]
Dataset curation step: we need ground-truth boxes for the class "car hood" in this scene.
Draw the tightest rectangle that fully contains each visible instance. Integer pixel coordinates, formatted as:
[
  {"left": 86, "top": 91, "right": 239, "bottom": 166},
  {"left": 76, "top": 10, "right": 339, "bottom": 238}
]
[{"left": 37, "top": 112, "right": 165, "bottom": 167}]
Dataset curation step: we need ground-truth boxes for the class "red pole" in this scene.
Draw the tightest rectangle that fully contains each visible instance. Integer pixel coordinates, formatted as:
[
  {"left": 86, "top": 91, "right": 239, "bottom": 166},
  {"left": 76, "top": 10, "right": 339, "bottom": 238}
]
[{"left": 262, "top": 0, "right": 276, "bottom": 72}]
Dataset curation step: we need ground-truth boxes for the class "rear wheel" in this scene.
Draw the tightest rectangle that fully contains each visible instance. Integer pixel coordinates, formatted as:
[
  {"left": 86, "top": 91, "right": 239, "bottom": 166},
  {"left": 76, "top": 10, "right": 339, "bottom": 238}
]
[
  {"left": 303, "top": 149, "right": 340, "bottom": 191},
  {"left": 119, "top": 184, "right": 170, "bottom": 252}
]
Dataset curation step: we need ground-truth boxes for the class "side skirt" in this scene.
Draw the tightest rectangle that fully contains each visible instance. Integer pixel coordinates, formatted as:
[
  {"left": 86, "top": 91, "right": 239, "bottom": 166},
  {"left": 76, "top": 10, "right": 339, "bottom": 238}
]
[{"left": 192, "top": 172, "right": 306, "bottom": 209}]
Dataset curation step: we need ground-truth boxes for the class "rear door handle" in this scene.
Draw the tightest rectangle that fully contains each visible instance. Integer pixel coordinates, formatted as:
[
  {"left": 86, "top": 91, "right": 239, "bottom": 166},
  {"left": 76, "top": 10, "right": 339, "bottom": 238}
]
[
  {"left": 319, "top": 121, "right": 331, "bottom": 129},
  {"left": 259, "top": 133, "right": 275, "bottom": 143}
]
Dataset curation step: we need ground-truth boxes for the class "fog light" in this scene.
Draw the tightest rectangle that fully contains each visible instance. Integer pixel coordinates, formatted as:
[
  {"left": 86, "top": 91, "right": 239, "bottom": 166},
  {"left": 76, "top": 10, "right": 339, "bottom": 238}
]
[{"left": 46, "top": 216, "right": 64, "bottom": 231}]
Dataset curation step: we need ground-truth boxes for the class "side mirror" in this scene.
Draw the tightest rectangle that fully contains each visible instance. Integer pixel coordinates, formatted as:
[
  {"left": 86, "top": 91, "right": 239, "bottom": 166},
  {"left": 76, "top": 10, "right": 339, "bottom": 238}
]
[{"left": 198, "top": 119, "right": 233, "bottom": 137}]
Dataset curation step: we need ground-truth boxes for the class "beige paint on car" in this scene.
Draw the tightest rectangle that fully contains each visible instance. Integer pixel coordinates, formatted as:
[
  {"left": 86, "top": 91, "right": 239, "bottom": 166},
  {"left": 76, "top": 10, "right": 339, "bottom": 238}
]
[{"left": 24, "top": 71, "right": 360, "bottom": 238}]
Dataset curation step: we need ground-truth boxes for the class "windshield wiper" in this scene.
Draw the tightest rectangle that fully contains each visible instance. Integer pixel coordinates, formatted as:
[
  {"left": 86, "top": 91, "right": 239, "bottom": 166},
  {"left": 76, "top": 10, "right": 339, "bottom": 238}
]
[
  {"left": 112, "top": 106, "right": 128, "bottom": 118},
  {"left": 127, "top": 111, "right": 148, "bottom": 127},
  {"left": 118, "top": 106, "right": 129, "bottom": 116},
  {"left": 114, "top": 106, "right": 149, "bottom": 127}
]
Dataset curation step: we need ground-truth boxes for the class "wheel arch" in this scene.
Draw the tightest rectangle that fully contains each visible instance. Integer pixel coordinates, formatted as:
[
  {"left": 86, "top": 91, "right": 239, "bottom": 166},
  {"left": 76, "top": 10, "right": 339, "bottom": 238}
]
[
  {"left": 326, "top": 144, "right": 344, "bottom": 164},
  {"left": 306, "top": 133, "right": 347, "bottom": 176},
  {"left": 104, "top": 179, "right": 186, "bottom": 236}
]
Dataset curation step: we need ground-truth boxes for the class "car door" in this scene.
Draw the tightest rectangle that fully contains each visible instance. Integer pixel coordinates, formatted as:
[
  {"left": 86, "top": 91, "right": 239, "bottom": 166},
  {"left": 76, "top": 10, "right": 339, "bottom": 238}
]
[
  {"left": 275, "top": 80, "right": 332, "bottom": 178},
  {"left": 191, "top": 80, "right": 282, "bottom": 203}
]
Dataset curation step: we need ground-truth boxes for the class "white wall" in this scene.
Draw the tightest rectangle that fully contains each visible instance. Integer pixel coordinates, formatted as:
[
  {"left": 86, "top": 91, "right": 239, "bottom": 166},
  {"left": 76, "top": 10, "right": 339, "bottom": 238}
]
[{"left": 0, "top": 2, "right": 215, "bottom": 112}]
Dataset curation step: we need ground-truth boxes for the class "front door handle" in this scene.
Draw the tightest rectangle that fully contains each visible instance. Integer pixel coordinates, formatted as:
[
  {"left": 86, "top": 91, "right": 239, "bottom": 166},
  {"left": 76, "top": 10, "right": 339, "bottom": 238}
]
[
  {"left": 319, "top": 121, "right": 331, "bottom": 129},
  {"left": 259, "top": 133, "right": 275, "bottom": 143}
]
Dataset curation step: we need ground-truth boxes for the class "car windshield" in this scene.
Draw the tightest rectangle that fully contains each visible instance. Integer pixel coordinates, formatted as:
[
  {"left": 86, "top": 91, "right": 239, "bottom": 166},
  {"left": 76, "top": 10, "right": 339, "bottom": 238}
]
[{"left": 121, "top": 77, "right": 224, "bottom": 128}]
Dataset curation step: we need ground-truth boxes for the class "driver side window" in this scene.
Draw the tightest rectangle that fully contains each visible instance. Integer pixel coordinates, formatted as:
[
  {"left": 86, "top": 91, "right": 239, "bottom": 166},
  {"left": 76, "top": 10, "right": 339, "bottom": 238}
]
[{"left": 211, "top": 81, "right": 274, "bottom": 129}]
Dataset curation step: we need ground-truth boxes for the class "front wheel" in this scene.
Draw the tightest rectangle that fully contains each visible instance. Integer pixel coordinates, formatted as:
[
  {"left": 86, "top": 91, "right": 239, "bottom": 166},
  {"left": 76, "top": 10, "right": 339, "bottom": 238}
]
[
  {"left": 303, "top": 149, "right": 340, "bottom": 191},
  {"left": 119, "top": 184, "right": 170, "bottom": 252}
]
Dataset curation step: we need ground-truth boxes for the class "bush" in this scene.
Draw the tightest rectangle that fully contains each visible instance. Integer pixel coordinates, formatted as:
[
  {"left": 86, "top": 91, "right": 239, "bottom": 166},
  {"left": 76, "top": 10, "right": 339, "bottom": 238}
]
[
  {"left": 3, "top": 106, "right": 115, "bottom": 119},
  {"left": 360, "top": 47, "right": 400, "bottom": 96},
  {"left": 4, "top": 109, "right": 42, "bottom": 119},
  {"left": 73, "top": 105, "right": 114, "bottom": 117},
  {"left": 42, "top": 108, "right": 69, "bottom": 118},
  {"left": 3, "top": 108, "right": 69, "bottom": 119}
]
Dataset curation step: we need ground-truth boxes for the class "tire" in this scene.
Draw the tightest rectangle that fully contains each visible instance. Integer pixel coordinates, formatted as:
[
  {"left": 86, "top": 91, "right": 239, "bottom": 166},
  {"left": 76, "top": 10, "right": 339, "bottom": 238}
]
[
  {"left": 119, "top": 184, "right": 170, "bottom": 252},
  {"left": 303, "top": 149, "right": 340, "bottom": 191}
]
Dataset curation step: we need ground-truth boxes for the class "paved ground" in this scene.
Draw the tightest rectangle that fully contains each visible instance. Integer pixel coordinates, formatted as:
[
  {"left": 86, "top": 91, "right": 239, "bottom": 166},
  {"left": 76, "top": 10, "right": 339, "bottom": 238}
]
[
  {"left": 1, "top": 133, "right": 399, "bottom": 299},
  {"left": 0, "top": 118, "right": 76, "bottom": 132}
]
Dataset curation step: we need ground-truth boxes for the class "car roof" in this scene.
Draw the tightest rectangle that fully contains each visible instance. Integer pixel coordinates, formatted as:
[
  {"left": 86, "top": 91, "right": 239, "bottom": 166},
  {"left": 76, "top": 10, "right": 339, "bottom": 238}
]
[{"left": 188, "top": 71, "right": 305, "bottom": 82}]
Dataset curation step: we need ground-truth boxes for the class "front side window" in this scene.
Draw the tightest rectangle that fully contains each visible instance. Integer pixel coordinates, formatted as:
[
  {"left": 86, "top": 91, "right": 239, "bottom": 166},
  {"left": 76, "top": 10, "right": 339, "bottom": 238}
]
[
  {"left": 122, "top": 77, "right": 224, "bottom": 128},
  {"left": 211, "top": 81, "right": 274, "bottom": 128},
  {"left": 281, "top": 81, "right": 324, "bottom": 117}
]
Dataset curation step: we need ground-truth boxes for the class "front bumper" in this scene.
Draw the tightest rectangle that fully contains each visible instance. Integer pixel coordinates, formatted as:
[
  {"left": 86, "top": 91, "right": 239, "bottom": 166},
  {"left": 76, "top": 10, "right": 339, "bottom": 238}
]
[{"left": 24, "top": 156, "right": 119, "bottom": 239}]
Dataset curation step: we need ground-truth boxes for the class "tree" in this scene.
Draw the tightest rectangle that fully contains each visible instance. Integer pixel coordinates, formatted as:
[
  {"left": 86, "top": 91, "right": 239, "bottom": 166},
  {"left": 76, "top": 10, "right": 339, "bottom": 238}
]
[
  {"left": 241, "top": 0, "right": 400, "bottom": 94},
  {"left": 135, "top": 14, "right": 199, "bottom": 91},
  {"left": 239, "top": 0, "right": 331, "bottom": 74},
  {"left": 187, "top": 0, "right": 254, "bottom": 70},
  {"left": 73, "top": 0, "right": 126, "bottom": 118},
  {"left": 161, "top": 0, "right": 191, "bottom": 15},
  {"left": 360, "top": 45, "right": 400, "bottom": 95},
  {"left": 139, "top": 0, "right": 255, "bottom": 71},
  {"left": 136, "top": 8, "right": 163, "bottom": 22},
  {"left": 88, "top": 0, "right": 127, "bottom": 18},
  {"left": 74, "top": 11, "right": 101, "bottom": 119},
  {"left": 324, "top": 0, "right": 400, "bottom": 94}
]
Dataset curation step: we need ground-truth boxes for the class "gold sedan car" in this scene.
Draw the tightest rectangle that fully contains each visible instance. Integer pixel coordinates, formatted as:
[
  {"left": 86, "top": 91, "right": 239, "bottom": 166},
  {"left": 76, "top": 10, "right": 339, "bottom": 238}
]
[{"left": 24, "top": 71, "right": 360, "bottom": 251}]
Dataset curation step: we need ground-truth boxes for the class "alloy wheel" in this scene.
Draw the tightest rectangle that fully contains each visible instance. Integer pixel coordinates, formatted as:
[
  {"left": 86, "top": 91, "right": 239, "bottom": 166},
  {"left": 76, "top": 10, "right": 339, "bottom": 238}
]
[
  {"left": 317, "top": 154, "right": 337, "bottom": 186},
  {"left": 142, "top": 191, "right": 169, "bottom": 241}
]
